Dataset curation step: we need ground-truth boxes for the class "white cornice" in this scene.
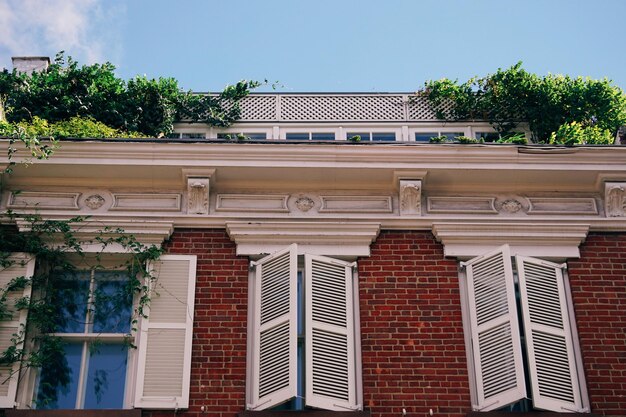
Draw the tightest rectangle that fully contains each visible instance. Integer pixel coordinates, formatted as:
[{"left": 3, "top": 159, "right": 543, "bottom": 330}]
[
  {"left": 432, "top": 222, "right": 590, "bottom": 259},
  {"left": 15, "top": 218, "right": 173, "bottom": 252},
  {"left": 3, "top": 141, "right": 626, "bottom": 170},
  {"left": 226, "top": 221, "right": 380, "bottom": 257}
]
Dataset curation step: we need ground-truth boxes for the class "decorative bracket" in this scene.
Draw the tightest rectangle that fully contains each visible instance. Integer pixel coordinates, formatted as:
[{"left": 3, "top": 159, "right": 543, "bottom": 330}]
[{"left": 183, "top": 169, "right": 215, "bottom": 215}]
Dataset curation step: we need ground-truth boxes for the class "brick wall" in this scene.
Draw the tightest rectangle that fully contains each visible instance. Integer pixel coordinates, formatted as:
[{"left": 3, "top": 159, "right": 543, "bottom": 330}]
[
  {"left": 145, "top": 229, "right": 469, "bottom": 417},
  {"left": 147, "top": 229, "right": 250, "bottom": 417},
  {"left": 568, "top": 233, "right": 626, "bottom": 416},
  {"left": 359, "top": 231, "right": 470, "bottom": 417},
  {"left": 144, "top": 229, "right": 626, "bottom": 417}
]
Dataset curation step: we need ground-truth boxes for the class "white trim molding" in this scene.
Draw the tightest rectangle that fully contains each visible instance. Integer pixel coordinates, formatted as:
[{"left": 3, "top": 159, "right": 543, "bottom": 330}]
[
  {"left": 432, "top": 222, "right": 590, "bottom": 259},
  {"left": 226, "top": 221, "right": 380, "bottom": 257},
  {"left": 15, "top": 218, "right": 174, "bottom": 252}
]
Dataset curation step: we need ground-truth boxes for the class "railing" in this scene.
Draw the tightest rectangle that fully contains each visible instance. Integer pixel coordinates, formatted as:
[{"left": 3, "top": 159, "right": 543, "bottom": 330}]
[{"left": 229, "top": 93, "right": 453, "bottom": 122}]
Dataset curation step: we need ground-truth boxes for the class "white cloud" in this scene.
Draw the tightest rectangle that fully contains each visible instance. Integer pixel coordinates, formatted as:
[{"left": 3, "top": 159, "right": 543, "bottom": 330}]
[{"left": 0, "top": 0, "right": 125, "bottom": 69}]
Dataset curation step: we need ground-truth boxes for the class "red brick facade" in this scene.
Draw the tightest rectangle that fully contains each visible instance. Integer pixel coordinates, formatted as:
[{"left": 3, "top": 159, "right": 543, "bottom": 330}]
[
  {"left": 567, "top": 233, "right": 626, "bottom": 416},
  {"left": 145, "top": 229, "right": 626, "bottom": 417}
]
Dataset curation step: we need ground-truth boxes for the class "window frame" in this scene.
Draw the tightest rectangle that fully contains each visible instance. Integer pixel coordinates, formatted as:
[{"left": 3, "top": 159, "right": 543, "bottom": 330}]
[
  {"left": 458, "top": 245, "right": 589, "bottom": 413},
  {"left": 35, "top": 268, "right": 135, "bottom": 410}
]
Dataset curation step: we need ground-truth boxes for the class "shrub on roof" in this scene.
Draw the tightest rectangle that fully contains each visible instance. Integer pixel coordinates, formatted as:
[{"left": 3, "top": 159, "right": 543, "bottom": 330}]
[
  {"left": 421, "top": 62, "right": 626, "bottom": 144},
  {"left": 0, "top": 52, "right": 259, "bottom": 137}
]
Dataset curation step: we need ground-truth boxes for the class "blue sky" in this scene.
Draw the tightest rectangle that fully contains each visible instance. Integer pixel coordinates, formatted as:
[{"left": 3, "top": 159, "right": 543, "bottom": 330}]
[{"left": 1, "top": 0, "right": 625, "bottom": 93}]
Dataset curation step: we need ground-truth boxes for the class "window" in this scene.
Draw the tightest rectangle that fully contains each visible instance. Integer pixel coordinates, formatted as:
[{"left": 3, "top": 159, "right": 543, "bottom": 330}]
[
  {"left": 181, "top": 133, "right": 206, "bottom": 139},
  {"left": 286, "top": 132, "right": 335, "bottom": 141},
  {"left": 474, "top": 131, "right": 526, "bottom": 142},
  {"left": 246, "top": 244, "right": 361, "bottom": 411},
  {"left": 217, "top": 132, "right": 267, "bottom": 140},
  {"left": 0, "top": 254, "right": 197, "bottom": 411},
  {"left": 414, "top": 131, "right": 464, "bottom": 142},
  {"left": 346, "top": 132, "right": 396, "bottom": 142},
  {"left": 37, "top": 270, "right": 132, "bottom": 409},
  {"left": 459, "top": 245, "right": 588, "bottom": 413}
]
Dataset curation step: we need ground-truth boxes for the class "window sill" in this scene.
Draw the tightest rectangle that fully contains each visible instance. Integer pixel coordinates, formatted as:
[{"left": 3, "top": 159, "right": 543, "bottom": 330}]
[
  {"left": 4, "top": 410, "right": 141, "bottom": 417},
  {"left": 467, "top": 412, "right": 597, "bottom": 416},
  {"left": 240, "top": 411, "right": 371, "bottom": 417}
]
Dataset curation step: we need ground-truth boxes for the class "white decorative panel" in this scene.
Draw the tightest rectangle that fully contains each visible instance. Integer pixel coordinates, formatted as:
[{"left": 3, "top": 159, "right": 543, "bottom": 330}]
[
  {"left": 8, "top": 191, "right": 80, "bottom": 210},
  {"left": 605, "top": 182, "right": 626, "bottom": 217},
  {"left": 319, "top": 196, "right": 392, "bottom": 213},
  {"left": 187, "top": 177, "right": 210, "bottom": 215},
  {"left": 111, "top": 193, "right": 181, "bottom": 211},
  {"left": 527, "top": 198, "right": 598, "bottom": 215},
  {"left": 216, "top": 194, "right": 289, "bottom": 212},
  {"left": 428, "top": 197, "right": 498, "bottom": 214},
  {"left": 399, "top": 180, "right": 421, "bottom": 215}
]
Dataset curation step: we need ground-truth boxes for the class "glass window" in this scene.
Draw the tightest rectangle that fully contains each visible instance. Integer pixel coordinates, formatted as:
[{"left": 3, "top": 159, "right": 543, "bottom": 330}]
[
  {"left": 474, "top": 132, "right": 500, "bottom": 142},
  {"left": 346, "top": 132, "right": 369, "bottom": 142},
  {"left": 311, "top": 132, "right": 335, "bottom": 141},
  {"left": 348, "top": 132, "right": 396, "bottom": 142},
  {"left": 414, "top": 132, "right": 438, "bottom": 142},
  {"left": 180, "top": 133, "right": 205, "bottom": 139},
  {"left": 441, "top": 132, "right": 464, "bottom": 141},
  {"left": 371, "top": 132, "right": 396, "bottom": 142},
  {"left": 286, "top": 133, "right": 310, "bottom": 141},
  {"left": 246, "top": 133, "right": 267, "bottom": 140},
  {"left": 37, "top": 270, "right": 132, "bottom": 409}
]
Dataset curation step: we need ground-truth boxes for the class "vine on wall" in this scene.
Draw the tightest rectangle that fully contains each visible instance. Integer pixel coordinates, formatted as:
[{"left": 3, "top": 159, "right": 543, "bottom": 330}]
[{"left": 0, "top": 212, "right": 163, "bottom": 406}]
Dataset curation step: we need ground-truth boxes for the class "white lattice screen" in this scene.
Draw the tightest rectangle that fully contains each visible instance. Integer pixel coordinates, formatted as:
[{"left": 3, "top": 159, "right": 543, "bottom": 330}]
[{"left": 220, "top": 94, "right": 452, "bottom": 122}]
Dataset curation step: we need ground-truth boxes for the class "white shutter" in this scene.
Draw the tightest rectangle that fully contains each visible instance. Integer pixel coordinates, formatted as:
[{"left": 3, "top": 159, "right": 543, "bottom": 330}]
[
  {"left": 248, "top": 245, "right": 298, "bottom": 410},
  {"left": 134, "top": 255, "right": 197, "bottom": 409},
  {"left": 0, "top": 253, "right": 34, "bottom": 408},
  {"left": 516, "top": 256, "right": 585, "bottom": 412},
  {"left": 305, "top": 254, "right": 357, "bottom": 411},
  {"left": 463, "top": 245, "right": 525, "bottom": 411}
]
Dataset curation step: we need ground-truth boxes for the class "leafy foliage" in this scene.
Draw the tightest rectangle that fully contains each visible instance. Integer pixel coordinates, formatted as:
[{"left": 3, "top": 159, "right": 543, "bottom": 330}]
[
  {"left": 1, "top": 116, "right": 143, "bottom": 139},
  {"left": 1, "top": 52, "right": 260, "bottom": 137},
  {"left": 421, "top": 62, "right": 626, "bottom": 144},
  {"left": 548, "top": 121, "right": 614, "bottom": 145}
]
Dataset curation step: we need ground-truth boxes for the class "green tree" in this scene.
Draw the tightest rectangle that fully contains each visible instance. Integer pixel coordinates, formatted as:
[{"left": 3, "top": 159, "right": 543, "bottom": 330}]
[
  {"left": 2, "top": 52, "right": 259, "bottom": 137},
  {"left": 421, "top": 63, "right": 626, "bottom": 144}
]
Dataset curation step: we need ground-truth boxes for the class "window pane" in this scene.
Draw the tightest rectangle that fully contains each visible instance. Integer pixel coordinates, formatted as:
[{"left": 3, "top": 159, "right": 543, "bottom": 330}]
[
  {"left": 53, "top": 272, "right": 90, "bottom": 333},
  {"left": 475, "top": 132, "right": 500, "bottom": 142},
  {"left": 181, "top": 133, "right": 205, "bottom": 139},
  {"left": 246, "top": 133, "right": 267, "bottom": 140},
  {"left": 414, "top": 132, "right": 438, "bottom": 142},
  {"left": 441, "top": 132, "right": 464, "bottom": 141},
  {"left": 311, "top": 132, "right": 335, "bottom": 141},
  {"left": 84, "top": 343, "right": 128, "bottom": 409},
  {"left": 371, "top": 132, "right": 396, "bottom": 142},
  {"left": 37, "top": 342, "right": 83, "bottom": 409},
  {"left": 286, "top": 133, "right": 309, "bottom": 141},
  {"left": 346, "top": 132, "right": 369, "bottom": 141},
  {"left": 93, "top": 271, "right": 132, "bottom": 334}
]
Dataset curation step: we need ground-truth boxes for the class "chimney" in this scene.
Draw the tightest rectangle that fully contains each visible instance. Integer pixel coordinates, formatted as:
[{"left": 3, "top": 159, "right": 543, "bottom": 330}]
[{"left": 11, "top": 56, "right": 50, "bottom": 75}]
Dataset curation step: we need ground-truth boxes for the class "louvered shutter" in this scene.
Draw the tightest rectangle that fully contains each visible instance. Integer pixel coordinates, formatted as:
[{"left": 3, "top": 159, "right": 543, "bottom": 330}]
[
  {"left": 134, "top": 255, "right": 197, "bottom": 409},
  {"left": 463, "top": 245, "right": 526, "bottom": 411},
  {"left": 516, "top": 256, "right": 585, "bottom": 412},
  {"left": 305, "top": 254, "right": 357, "bottom": 411},
  {"left": 0, "top": 254, "right": 34, "bottom": 408},
  {"left": 249, "top": 245, "right": 298, "bottom": 410}
]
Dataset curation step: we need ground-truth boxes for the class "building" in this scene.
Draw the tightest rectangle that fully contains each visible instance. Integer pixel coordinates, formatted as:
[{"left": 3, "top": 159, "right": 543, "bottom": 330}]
[{"left": 0, "top": 93, "right": 625, "bottom": 416}]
